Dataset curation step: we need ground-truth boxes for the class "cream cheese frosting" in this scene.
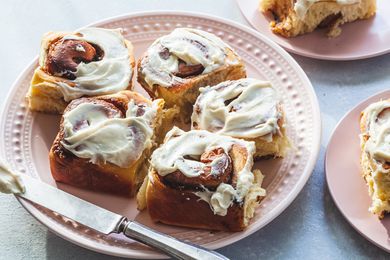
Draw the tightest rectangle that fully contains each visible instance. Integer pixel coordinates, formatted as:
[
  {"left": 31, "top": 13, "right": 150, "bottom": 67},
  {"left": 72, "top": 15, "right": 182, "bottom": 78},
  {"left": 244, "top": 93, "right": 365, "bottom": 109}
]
[
  {"left": 62, "top": 99, "right": 158, "bottom": 168},
  {"left": 0, "top": 158, "right": 25, "bottom": 194},
  {"left": 361, "top": 100, "right": 390, "bottom": 214},
  {"left": 150, "top": 127, "right": 261, "bottom": 216},
  {"left": 141, "top": 28, "right": 237, "bottom": 88},
  {"left": 294, "top": 0, "right": 361, "bottom": 20},
  {"left": 362, "top": 100, "right": 390, "bottom": 171},
  {"left": 40, "top": 27, "right": 132, "bottom": 101},
  {"left": 192, "top": 78, "right": 282, "bottom": 141}
]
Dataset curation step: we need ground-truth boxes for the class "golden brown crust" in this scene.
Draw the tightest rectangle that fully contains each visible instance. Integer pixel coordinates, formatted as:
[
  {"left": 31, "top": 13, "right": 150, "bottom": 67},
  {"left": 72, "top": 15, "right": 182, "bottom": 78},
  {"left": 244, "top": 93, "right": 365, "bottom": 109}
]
[
  {"left": 27, "top": 31, "right": 135, "bottom": 114},
  {"left": 142, "top": 144, "right": 260, "bottom": 231},
  {"left": 49, "top": 91, "right": 162, "bottom": 197},
  {"left": 248, "top": 109, "right": 289, "bottom": 158},
  {"left": 137, "top": 48, "right": 246, "bottom": 121},
  {"left": 146, "top": 170, "right": 246, "bottom": 231}
]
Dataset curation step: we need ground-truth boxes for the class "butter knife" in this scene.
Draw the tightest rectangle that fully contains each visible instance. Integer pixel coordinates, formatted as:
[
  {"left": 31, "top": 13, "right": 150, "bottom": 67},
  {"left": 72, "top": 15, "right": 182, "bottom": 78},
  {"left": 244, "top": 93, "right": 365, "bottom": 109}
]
[{"left": 16, "top": 174, "right": 228, "bottom": 260}]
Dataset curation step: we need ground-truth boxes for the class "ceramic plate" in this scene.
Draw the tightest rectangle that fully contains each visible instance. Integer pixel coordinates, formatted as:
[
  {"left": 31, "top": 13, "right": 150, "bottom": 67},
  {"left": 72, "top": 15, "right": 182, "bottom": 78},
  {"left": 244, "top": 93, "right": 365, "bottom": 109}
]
[
  {"left": 0, "top": 11, "right": 321, "bottom": 258},
  {"left": 236, "top": 0, "right": 390, "bottom": 60},
  {"left": 326, "top": 90, "right": 390, "bottom": 252}
]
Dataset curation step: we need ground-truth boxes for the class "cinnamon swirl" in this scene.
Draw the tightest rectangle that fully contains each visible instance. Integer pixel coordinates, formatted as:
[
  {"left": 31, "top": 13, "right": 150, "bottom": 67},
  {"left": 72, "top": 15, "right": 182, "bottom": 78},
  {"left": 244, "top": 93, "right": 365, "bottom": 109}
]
[
  {"left": 28, "top": 27, "right": 135, "bottom": 114},
  {"left": 49, "top": 91, "right": 164, "bottom": 196},
  {"left": 137, "top": 28, "right": 246, "bottom": 120},
  {"left": 360, "top": 99, "right": 390, "bottom": 218},
  {"left": 192, "top": 78, "right": 289, "bottom": 158},
  {"left": 137, "top": 127, "right": 266, "bottom": 231}
]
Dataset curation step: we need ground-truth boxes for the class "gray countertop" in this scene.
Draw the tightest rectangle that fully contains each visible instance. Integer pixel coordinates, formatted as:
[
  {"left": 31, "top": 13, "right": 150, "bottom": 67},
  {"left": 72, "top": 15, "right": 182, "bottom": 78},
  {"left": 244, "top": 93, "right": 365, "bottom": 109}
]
[{"left": 0, "top": 0, "right": 389, "bottom": 259}]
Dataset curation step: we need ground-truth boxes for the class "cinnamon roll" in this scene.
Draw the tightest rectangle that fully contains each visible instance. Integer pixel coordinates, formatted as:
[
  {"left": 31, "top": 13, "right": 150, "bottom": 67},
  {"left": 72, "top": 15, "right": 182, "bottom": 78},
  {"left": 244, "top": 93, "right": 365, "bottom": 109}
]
[
  {"left": 28, "top": 27, "right": 135, "bottom": 114},
  {"left": 137, "top": 127, "right": 266, "bottom": 231},
  {"left": 191, "top": 78, "right": 289, "bottom": 158},
  {"left": 137, "top": 28, "right": 246, "bottom": 120},
  {"left": 49, "top": 91, "right": 165, "bottom": 196},
  {"left": 259, "top": 0, "right": 376, "bottom": 37},
  {"left": 360, "top": 99, "right": 390, "bottom": 218}
]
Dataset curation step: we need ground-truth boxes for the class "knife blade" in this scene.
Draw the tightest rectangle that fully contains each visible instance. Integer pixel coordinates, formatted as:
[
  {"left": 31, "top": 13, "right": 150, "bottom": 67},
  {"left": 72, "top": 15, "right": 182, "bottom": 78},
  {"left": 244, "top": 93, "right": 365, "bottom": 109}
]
[
  {"left": 18, "top": 174, "right": 123, "bottom": 234},
  {"left": 16, "top": 174, "right": 228, "bottom": 260}
]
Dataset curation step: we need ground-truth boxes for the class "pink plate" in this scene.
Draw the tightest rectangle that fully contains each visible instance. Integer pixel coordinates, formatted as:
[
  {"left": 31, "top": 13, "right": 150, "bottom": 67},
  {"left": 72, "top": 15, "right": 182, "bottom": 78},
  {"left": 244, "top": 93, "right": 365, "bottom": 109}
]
[
  {"left": 236, "top": 0, "right": 390, "bottom": 60},
  {"left": 326, "top": 90, "right": 390, "bottom": 252},
  {"left": 0, "top": 11, "right": 321, "bottom": 258}
]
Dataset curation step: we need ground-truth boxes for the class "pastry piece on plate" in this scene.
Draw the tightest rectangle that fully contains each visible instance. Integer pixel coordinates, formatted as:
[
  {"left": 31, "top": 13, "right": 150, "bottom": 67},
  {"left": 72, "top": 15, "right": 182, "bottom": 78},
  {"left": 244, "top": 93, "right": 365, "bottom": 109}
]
[
  {"left": 49, "top": 91, "right": 167, "bottom": 196},
  {"left": 191, "top": 78, "right": 289, "bottom": 158},
  {"left": 360, "top": 99, "right": 390, "bottom": 218},
  {"left": 259, "top": 0, "right": 376, "bottom": 37},
  {"left": 27, "top": 27, "right": 135, "bottom": 114},
  {"left": 137, "top": 28, "right": 246, "bottom": 120},
  {"left": 137, "top": 127, "right": 266, "bottom": 231}
]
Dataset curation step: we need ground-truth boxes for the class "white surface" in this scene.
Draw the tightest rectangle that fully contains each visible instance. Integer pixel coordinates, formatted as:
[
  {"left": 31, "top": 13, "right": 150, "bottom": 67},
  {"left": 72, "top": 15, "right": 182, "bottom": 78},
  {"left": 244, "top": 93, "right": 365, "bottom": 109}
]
[{"left": 0, "top": 0, "right": 389, "bottom": 259}]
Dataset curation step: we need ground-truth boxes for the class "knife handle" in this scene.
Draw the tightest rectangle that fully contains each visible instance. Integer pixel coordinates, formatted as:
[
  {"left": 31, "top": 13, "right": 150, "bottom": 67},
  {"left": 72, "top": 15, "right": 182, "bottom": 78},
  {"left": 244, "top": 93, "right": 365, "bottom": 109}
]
[{"left": 120, "top": 220, "right": 229, "bottom": 260}]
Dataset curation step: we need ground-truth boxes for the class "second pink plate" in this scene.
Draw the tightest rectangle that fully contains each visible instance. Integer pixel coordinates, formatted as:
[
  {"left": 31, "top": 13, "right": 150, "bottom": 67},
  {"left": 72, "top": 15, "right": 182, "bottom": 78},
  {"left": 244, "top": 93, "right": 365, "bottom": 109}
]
[
  {"left": 326, "top": 90, "right": 390, "bottom": 252},
  {"left": 237, "top": 0, "right": 390, "bottom": 60}
]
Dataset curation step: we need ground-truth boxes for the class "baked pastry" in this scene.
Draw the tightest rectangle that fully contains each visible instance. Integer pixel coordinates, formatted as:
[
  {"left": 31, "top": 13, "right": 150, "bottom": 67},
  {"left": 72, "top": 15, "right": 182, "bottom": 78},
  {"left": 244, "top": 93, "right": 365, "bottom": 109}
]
[
  {"left": 28, "top": 27, "right": 135, "bottom": 114},
  {"left": 49, "top": 91, "right": 165, "bottom": 196},
  {"left": 191, "top": 78, "right": 289, "bottom": 158},
  {"left": 137, "top": 127, "right": 266, "bottom": 231},
  {"left": 259, "top": 0, "right": 376, "bottom": 37},
  {"left": 360, "top": 99, "right": 390, "bottom": 218},
  {"left": 137, "top": 28, "right": 246, "bottom": 120}
]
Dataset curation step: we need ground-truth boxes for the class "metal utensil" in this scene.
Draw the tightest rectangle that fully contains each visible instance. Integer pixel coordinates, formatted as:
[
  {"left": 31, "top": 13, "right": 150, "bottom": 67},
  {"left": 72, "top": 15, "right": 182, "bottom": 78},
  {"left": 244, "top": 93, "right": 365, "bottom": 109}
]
[{"left": 17, "top": 174, "right": 228, "bottom": 260}]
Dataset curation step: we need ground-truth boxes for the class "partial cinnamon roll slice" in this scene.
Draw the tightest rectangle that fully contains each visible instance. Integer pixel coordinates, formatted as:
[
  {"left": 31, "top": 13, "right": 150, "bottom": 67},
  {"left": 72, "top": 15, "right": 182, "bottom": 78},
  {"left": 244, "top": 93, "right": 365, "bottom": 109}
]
[
  {"left": 259, "top": 0, "right": 376, "bottom": 38},
  {"left": 137, "top": 127, "right": 266, "bottom": 231},
  {"left": 28, "top": 27, "right": 135, "bottom": 114},
  {"left": 360, "top": 99, "right": 390, "bottom": 218},
  {"left": 137, "top": 28, "right": 246, "bottom": 120},
  {"left": 49, "top": 91, "right": 166, "bottom": 196},
  {"left": 191, "top": 78, "right": 289, "bottom": 158}
]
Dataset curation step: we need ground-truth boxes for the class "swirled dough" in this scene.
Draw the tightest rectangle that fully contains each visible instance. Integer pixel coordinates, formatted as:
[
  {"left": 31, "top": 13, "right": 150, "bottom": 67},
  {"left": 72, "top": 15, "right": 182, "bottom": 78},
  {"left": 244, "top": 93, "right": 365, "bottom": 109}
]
[
  {"left": 151, "top": 127, "right": 260, "bottom": 216},
  {"left": 141, "top": 28, "right": 238, "bottom": 88},
  {"left": 62, "top": 99, "right": 157, "bottom": 168},
  {"left": 41, "top": 28, "right": 132, "bottom": 101}
]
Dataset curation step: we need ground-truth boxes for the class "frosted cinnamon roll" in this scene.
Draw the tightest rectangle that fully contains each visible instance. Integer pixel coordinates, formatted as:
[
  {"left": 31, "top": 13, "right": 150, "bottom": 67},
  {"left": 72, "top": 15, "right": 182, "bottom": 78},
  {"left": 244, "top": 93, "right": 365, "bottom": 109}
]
[
  {"left": 28, "top": 27, "right": 135, "bottom": 114},
  {"left": 137, "top": 28, "right": 246, "bottom": 120},
  {"left": 49, "top": 91, "right": 164, "bottom": 196},
  {"left": 137, "top": 127, "right": 266, "bottom": 231},
  {"left": 360, "top": 99, "right": 390, "bottom": 218},
  {"left": 192, "top": 78, "right": 289, "bottom": 158}
]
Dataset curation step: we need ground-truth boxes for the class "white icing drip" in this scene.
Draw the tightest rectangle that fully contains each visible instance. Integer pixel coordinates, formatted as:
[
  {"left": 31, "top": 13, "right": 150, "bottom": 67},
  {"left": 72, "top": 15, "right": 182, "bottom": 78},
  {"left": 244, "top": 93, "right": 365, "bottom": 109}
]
[
  {"left": 62, "top": 100, "right": 157, "bottom": 168},
  {"left": 363, "top": 100, "right": 390, "bottom": 171},
  {"left": 195, "top": 184, "right": 236, "bottom": 216},
  {"left": 192, "top": 78, "right": 282, "bottom": 140},
  {"left": 0, "top": 158, "right": 25, "bottom": 194},
  {"left": 51, "top": 28, "right": 132, "bottom": 101},
  {"left": 151, "top": 127, "right": 256, "bottom": 216},
  {"left": 141, "top": 28, "right": 237, "bottom": 88},
  {"left": 294, "top": 0, "right": 361, "bottom": 20}
]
